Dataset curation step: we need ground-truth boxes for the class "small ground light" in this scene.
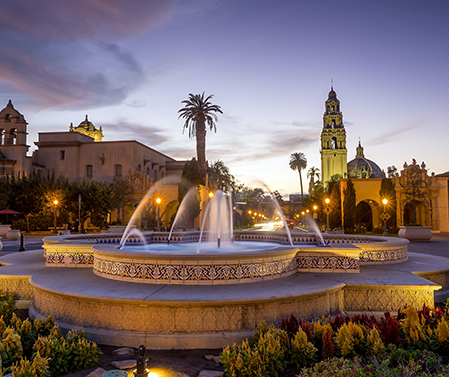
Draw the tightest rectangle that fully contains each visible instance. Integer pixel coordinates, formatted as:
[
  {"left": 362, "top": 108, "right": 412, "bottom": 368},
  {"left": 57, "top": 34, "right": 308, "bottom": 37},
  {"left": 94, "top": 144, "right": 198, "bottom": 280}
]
[{"left": 134, "top": 345, "right": 149, "bottom": 377}]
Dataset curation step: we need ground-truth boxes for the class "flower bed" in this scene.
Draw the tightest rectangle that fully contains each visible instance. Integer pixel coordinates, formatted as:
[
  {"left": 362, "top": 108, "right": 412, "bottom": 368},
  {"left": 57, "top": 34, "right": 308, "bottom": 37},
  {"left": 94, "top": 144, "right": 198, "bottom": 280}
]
[
  {"left": 0, "top": 291, "right": 100, "bottom": 376},
  {"left": 221, "top": 303, "right": 449, "bottom": 376}
]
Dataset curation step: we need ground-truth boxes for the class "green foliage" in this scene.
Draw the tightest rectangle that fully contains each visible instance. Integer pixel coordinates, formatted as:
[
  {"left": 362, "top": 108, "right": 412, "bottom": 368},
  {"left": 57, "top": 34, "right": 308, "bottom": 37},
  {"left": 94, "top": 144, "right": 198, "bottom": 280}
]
[
  {"left": 0, "top": 292, "right": 99, "bottom": 376},
  {"left": 207, "top": 160, "right": 235, "bottom": 191},
  {"left": 290, "top": 328, "right": 317, "bottom": 368},
  {"left": 221, "top": 321, "right": 290, "bottom": 377},
  {"left": 327, "top": 178, "right": 342, "bottom": 230},
  {"left": 178, "top": 92, "right": 222, "bottom": 183},
  {"left": 298, "top": 357, "right": 364, "bottom": 377},
  {"left": 0, "top": 292, "right": 16, "bottom": 324},
  {"left": 289, "top": 152, "right": 307, "bottom": 201},
  {"left": 343, "top": 179, "right": 356, "bottom": 233},
  {"left": 66, "top": 329, "right": 101, "bottom": 370}
]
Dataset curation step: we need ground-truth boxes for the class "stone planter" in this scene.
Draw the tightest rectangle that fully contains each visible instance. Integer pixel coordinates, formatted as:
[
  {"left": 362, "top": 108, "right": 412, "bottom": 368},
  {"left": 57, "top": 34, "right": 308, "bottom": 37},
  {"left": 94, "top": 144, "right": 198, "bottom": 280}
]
[
  {"left": 398, "top": 226, "right": 433, "bottom": 242},
  {"left": 6, "top": 229, "right": 21, "bottom": 241},
  {"left": 0, "top": 225, "right": 11, "bottom": 237}
]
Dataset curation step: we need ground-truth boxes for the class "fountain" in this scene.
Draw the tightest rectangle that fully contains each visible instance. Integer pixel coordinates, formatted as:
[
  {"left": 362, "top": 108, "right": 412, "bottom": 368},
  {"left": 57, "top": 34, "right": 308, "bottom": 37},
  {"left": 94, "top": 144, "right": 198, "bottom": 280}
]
[{"left": 3, "top": 180, "right": 445, "bottom": 351}]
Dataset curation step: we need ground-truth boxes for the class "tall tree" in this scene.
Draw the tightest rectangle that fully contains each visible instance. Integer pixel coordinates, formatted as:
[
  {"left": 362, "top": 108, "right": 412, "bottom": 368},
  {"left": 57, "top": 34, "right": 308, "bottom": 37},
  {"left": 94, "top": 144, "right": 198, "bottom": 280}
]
[
  {"left": 178, "top": 93, "right": 223, "bottom": 184},
  {"left": 343, "top": 179, "right": 356, "bottom": 233},
  {"left": 307, "top": 166, "right": 321, "bottom": 194},
  {"left": 327, "top": 178, "right": 342, "bottom": 230},
  {"left": 207, "top": 160, "right": 235, "bottom": 191},
  {"left": 289, "top": 152, "right": 307, "bottom": 202}
]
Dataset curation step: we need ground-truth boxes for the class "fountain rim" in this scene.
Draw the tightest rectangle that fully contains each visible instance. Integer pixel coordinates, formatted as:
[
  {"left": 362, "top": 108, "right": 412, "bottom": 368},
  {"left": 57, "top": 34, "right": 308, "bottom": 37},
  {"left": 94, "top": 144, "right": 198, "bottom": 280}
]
[{"left": 92, "top": 243, "right": 311, "bottom": 261}]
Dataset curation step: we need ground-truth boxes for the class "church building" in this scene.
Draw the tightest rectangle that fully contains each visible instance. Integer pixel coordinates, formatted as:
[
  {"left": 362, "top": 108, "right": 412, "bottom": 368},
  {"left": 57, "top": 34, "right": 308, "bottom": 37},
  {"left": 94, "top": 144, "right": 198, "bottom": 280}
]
[{"left": 319, "top": 88, "right": 448, "bottom": 233}]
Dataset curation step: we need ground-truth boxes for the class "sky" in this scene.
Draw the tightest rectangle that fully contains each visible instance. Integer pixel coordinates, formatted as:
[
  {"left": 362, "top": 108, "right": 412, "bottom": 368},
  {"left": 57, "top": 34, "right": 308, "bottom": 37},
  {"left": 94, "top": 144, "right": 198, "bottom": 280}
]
[{"left": 0, "top": 0, "right": 448, "bottom": 197}]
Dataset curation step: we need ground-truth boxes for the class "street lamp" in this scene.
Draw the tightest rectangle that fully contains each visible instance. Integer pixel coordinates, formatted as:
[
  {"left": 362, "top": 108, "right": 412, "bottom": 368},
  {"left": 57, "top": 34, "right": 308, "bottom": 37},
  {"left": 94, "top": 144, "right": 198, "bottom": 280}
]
[
  {"left": 209, "top": 192, "right": 214, "bottom": 198},
  {"left": 53, "top": 200, "right": 58, "bottom": 233},
  {"left": 313, "top": 205, "right": 318, "bottom": 219},
  {"left": 324, "top": 198, "right": 331, "bottom": 232},
  {"left": 156, "top": 197, "right": 161, "bottom": 231},
  {"left": 380, "top": 198, "right": 390, "bottom": 236}
]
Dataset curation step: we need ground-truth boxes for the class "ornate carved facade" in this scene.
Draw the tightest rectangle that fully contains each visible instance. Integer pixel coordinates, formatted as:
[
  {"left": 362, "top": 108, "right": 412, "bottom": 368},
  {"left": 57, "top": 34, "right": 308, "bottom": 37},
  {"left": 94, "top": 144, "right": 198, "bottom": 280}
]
[{"left": 320, "top": 88, "right": 348, "bottom": 186}]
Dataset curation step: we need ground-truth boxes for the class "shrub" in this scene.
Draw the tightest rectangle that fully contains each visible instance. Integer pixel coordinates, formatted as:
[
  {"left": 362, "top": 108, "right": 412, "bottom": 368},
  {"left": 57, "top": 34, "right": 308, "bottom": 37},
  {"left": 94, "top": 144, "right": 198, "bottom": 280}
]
[
  {"left": 0, "top": 291, "right": 100, "bottom": 376},
  {"left": 221, "top": 321, "right": 289, "bottom": 376},
  {"left": 290, "top": 327, "right": 317, "bottom": 368},
  {"left": 297, "top": 357, "right": 364, "bottom": 377}
]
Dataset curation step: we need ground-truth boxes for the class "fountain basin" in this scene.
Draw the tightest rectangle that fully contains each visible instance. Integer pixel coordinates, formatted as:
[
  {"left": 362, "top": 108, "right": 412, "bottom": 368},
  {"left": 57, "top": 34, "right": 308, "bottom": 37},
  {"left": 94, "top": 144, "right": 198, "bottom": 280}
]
[{"left": 92, "top": 241, "right": 362, "bottom": 284}]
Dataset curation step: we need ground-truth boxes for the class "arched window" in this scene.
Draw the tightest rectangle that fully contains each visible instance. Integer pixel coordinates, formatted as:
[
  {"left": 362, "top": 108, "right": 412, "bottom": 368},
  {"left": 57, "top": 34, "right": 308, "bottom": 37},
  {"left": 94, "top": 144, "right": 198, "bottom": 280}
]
[
  {"left": 4, "top": 114, "right": 11, "bottom": 123},
  {"left": 86, "top": 165, "right": 93, "bottom": 177},
  {"left": 7, "top": 129, "right": 17, "bottom": 145},
  {"left": 138, "top": 164, "right": 141, "bottom": 172},
  {"left": 331, "top": 137, "right": 337, "bottom": 149},
  {"left": 115, "top": 165, "right": 122, "bottom": 177},
  {"left": 331, "top": 119, "right": 336, "bottom": 128},
  {"left": 0, "top": 129, "right": 4, "bottom": 145}
]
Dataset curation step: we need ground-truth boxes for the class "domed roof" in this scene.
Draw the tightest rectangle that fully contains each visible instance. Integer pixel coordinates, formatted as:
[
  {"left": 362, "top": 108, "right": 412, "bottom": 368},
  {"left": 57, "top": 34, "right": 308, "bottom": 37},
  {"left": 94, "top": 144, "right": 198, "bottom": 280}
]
[
  {"left": 328, "top": 88, "right": 337, "bottom": 99},
  {"left": 347, "top": 142, "right": 385, "bottom": 179},
  {"left": 78, "top": 115, "right": 95, "bottom": 130},
  {"left": 70, "top": 114, "right": 103, "bottom": 141}
]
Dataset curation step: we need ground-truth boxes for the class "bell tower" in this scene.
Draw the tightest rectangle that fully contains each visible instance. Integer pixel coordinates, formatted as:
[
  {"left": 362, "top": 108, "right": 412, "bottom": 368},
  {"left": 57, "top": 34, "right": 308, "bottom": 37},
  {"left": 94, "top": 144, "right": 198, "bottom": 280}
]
[{"left": 320, "top": 87, "right": 347, "bottom": 186}]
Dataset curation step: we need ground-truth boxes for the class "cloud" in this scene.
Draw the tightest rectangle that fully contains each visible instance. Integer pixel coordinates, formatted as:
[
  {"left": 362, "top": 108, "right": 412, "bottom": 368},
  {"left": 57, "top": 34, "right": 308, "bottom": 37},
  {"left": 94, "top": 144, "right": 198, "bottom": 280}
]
[
  {"left": 101, "top": 119, "right": 169, "bottom": 146},
  {"left": 369, "top": 124, "right": 420, "bottom": 146},
  {"left": 0, "top": 0, "right": 179, "bottom": 109},
  {"left": 0, "top": 0, "right": 175, "bottom": 41}
]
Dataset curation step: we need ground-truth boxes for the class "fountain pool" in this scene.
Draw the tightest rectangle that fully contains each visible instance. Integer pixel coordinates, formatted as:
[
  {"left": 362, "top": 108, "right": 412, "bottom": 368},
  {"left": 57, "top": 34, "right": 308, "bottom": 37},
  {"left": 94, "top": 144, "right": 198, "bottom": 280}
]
[{"left": 2, "top": 188, "right": 446, "bottom": 350}]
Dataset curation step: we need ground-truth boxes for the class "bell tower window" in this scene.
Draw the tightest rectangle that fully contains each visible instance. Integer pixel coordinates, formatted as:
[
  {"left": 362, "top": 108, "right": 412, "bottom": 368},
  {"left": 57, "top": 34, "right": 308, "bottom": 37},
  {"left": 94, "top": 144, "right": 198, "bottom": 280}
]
[
  {"left": 331, "top": 137, "right": 337, "bottom": 149},
  {"left": 4, "top": 114, "right": 11, "bottom": 123}
]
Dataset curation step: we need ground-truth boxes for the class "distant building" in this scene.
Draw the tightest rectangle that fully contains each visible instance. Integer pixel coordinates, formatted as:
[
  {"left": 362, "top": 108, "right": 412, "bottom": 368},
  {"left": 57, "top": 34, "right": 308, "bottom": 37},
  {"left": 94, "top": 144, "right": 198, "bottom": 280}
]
[
  {"left": 320, "top": 88, "right": 348, "bottom": 185},
  {"left": 0, "top": 100, "right": 186, "bottom": 225},
  {"left": 317, "top": 88, "right": 448, "bottom": 232}
]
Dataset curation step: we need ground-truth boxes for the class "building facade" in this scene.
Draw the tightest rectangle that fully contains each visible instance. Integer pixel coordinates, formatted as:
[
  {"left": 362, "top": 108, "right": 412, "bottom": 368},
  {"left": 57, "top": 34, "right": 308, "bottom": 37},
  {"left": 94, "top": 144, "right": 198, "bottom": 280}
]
[
  {"left": 0, "top": 100, "right": 186, "bottom": 226},
  {"left": 320, "top": 88, "right": 348, "bottom": 186}
]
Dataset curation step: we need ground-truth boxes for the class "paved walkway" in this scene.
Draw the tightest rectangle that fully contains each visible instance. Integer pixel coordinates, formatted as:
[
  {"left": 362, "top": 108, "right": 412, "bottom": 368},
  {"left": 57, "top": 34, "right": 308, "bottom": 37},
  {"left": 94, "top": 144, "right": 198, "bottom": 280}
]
[
  {"left": 407, "top": 232, "right": 449, "bottom": 259},
  {"left": 1, "top": 231, "right": 449, "bottom": 257}
]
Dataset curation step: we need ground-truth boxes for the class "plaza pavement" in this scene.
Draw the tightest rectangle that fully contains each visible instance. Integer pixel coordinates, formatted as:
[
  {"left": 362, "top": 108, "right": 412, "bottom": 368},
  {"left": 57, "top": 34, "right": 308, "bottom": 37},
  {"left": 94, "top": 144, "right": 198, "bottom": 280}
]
[{"left": 1, "top": 231, "right": 448, "bottom": 258}]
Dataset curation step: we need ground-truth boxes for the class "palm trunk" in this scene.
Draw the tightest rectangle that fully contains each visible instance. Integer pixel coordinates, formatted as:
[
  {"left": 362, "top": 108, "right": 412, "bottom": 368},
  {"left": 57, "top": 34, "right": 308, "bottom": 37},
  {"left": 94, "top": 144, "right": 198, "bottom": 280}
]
[
  {"left": 196, "top": 120, "right": 207, "bottom": 185},
  {"left": 299, "top": 170, "right": 304, "bottom": 202}
]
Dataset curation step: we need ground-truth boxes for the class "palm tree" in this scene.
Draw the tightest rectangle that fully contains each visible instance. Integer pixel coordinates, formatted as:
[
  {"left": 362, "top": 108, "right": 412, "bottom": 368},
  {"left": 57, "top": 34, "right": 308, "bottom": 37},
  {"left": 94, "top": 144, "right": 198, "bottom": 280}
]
[
  {"left": 289, "top": 152, "right": 307, "bottom": 202},
  {"left": 178, "top": 92, "right": 223, "bottom": 184},
  {"left": 307, "top": 166, "right": 321, "bottom": 193}
]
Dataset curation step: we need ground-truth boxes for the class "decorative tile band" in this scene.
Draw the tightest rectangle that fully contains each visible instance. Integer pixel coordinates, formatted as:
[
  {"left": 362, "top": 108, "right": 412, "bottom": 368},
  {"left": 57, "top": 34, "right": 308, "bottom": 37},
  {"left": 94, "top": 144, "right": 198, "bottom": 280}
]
[
  {"left": 93, "top": 255, "right": 299, "bottom": 284},
  {"left": 359, "top": 246, "right": 408, "bottom": 263},
  {"left": 297, "top": 255, "right": 359, "bottom": 272},
  {"left": 45, "top": 251, "right": 94, "bottom": 267}
]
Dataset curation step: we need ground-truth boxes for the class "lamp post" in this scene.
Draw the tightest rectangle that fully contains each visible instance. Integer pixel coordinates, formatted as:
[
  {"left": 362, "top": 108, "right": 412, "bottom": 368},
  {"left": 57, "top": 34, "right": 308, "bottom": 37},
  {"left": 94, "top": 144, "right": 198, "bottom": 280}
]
[
  {"left": 156, "top": 198, "right": 161, "bottom": 231},
  {"left": 380, "top": 198, "right": 390, "bottom": 236},
  {"left": 313, "top": 205, "right": 318, "bottom": 219},
  {"left": 324, "top": 198, "right": 331, "bottom": 232},
  {"left": 53, "top": 200, "right": 58, "bottom": 233}
]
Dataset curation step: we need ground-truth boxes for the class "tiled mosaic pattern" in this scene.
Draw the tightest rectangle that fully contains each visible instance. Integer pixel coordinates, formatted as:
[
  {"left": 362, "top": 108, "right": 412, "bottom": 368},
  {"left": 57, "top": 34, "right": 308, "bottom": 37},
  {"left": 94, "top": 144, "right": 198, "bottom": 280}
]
[
  {"left": 359, "top": 246, "right": 408, "bottom": 263},
  {"left": 93, "top": 256, "right": 299, "bottom": 284},
  {"left": 297, "top": 255, "right": 359, "bottom": 272},
  {"left": 46, "top": 251, "right": 94, "bottom": 266}
]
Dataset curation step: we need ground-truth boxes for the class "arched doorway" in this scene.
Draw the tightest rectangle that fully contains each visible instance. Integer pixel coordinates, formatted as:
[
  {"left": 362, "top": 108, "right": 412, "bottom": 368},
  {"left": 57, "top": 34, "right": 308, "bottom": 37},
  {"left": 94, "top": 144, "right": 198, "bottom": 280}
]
[
  {"left": 356, "top": 201, "right": 373, "bottom": 231},
  {"left": 403, "top": 201, "right": 428, "bottom": 226}
]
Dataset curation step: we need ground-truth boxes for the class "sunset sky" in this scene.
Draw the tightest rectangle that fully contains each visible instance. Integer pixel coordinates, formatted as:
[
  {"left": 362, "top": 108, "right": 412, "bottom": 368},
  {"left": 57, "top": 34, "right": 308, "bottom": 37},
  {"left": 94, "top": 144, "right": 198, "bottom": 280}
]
[{"left": 0, "top": 0, "right": 448, "bottom": 196}]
